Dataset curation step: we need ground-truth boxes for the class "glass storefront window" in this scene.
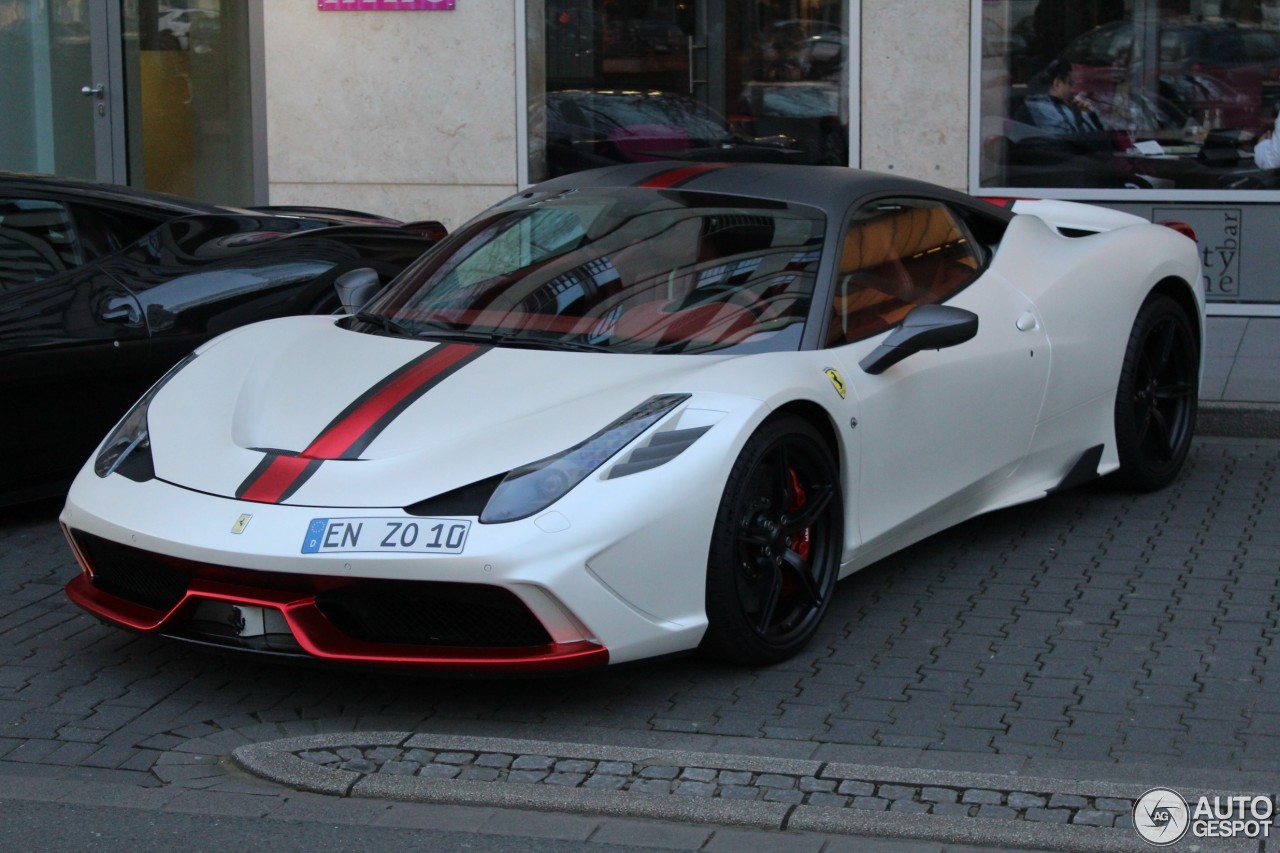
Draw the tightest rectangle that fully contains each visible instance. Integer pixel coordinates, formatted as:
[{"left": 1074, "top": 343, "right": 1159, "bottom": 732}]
[
  {"left": 124, "top": 1, "right": 255, "bottom": 203},
  {"left": 979, "top": 0, "right": 1280, "bottom": 192},
  {"left": 526, "top": 0, "right": 850, "bottom": 184}
]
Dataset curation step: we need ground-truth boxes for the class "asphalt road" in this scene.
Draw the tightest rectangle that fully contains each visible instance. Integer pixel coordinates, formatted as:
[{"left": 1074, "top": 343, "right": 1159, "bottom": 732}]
[{"left": 2, "top": 435, "right": 1278, "bottom": 851}]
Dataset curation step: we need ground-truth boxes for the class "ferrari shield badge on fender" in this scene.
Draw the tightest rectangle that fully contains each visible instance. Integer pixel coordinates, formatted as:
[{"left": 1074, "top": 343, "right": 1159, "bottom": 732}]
[
  {"left": 231, "top": 514, "right": 253, "bottom": 534},
  {"left": 823, "top": 367, "right": 846, "bottom": 399}
]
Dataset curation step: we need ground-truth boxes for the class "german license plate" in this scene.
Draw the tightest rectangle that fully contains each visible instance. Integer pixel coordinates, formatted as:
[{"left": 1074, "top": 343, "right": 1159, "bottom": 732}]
[{"left": 301, "top": 517, "right": 470, "bottom": 554}]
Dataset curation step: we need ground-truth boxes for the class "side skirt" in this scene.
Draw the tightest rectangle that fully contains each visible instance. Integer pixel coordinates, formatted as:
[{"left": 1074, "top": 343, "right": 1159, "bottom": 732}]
[{"left": 1046, "top": 444, "right": 1105, "bottom": 495}]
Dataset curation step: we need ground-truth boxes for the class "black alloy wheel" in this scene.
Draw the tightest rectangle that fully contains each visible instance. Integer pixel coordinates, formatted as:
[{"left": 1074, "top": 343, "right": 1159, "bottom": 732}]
[
  {"left": 1113, "top": 293, "right": 1199, "bottom": 491},
  {"left": 702, "top": 414, "right": 842, "bottom": 664}
]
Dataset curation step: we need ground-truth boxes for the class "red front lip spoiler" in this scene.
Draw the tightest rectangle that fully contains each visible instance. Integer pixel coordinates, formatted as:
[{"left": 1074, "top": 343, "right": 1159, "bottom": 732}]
[{"left": 64, "top": 572, "right": 609, "bottom": 673}]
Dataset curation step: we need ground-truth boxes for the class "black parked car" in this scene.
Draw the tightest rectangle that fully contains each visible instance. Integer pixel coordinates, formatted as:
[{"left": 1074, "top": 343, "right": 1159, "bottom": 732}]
[
  {"left": 1, "top": 173, "right": 446, "bottom": 504},
  {"left": 539, "top": 90, "right": 804, "bottom": 178}
]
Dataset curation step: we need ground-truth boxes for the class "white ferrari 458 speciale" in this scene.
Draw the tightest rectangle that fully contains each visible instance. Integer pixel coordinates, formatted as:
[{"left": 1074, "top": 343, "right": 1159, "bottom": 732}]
[{"left": 61, "top": 163, "right": 1203, "bottom": 672}]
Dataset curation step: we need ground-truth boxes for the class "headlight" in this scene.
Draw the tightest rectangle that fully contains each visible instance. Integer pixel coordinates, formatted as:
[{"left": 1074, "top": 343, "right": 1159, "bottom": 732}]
[
  {"left": 480, "top": 394, "right": 689, "bottom": 523},
  {"left": 94, "top": 353, "right": 197, "bottom": 480}
]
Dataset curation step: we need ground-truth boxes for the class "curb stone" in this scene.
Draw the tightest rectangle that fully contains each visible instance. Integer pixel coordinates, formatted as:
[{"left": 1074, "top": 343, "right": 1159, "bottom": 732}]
[
  {"left": 1197, "top": 401, "right": 1280, "bottom": 438},
  {"left": 232, "top": 734, "right": 1269, "bottom": 853}
]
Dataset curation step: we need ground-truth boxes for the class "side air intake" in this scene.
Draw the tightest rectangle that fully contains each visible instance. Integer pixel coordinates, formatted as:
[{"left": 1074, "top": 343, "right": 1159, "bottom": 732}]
[{"left": 607, "top": 426, "right": 711, "bottom": 479}]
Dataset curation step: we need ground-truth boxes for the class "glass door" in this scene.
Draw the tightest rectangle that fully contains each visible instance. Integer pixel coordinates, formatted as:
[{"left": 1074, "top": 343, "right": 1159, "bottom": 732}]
[
  {"left": 527, "top": 0, "right": 851, "bottom": 183},
  {"left": 121, "top": 0, "right": 255, "bottom": 202},
  {"left": 0, "top": 0, "right": 104, "bottom": 179},
  {"left": 0, "top": 1, "right": 257, "bottom": 205}
]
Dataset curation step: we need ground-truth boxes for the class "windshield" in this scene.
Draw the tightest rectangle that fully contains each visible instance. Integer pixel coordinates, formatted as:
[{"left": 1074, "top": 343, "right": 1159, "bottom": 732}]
[{"left": 360, "top": 188, "right": 825, "bottom": 355}]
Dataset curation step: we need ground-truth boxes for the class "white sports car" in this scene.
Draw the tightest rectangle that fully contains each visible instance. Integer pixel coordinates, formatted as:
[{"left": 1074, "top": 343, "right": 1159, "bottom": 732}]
[{"left": 61, "top": 163, "right": 1203, "bottom": 672}]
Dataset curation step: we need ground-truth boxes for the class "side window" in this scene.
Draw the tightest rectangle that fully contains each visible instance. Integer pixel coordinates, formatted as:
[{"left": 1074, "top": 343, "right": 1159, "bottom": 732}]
[
  {"left": 0, "top": 199, "right": 84, "bottom": 288},
  {"left": 67, "top": 203, "right": 167, "bottom": 262},
  {"left": 826, "top": 199, "right": 981, "bottom": 346}
]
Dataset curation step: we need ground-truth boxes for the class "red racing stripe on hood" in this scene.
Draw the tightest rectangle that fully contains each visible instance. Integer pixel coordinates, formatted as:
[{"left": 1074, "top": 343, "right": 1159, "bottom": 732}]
[
  {"left": 304, "top": 342, "right": 485, "bottom": 460},
  {"left": 236, "top": 455, "right": 322, "bottom": 505},
  {"left": 236, "top": 343, "right": 487, "bottom": 504}
]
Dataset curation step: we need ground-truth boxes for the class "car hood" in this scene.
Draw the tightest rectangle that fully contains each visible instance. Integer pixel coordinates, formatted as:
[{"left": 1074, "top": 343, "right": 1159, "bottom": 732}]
[{"left": 146, "top": 316, "right": 740, "bottom": 508}]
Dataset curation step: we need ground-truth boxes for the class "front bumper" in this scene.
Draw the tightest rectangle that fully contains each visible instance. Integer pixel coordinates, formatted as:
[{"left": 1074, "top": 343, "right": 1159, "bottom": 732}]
[
  {"left": 64, "top": 527, "right": 607, "bottom": 672},
  {"left": 60, "top": 461, "right": 721, "bottom": 671}
]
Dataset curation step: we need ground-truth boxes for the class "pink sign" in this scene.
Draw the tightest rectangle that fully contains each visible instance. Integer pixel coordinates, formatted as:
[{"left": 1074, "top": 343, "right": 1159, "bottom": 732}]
[{"left": 318, "top": 1, "right": 455, "bottom": 9}]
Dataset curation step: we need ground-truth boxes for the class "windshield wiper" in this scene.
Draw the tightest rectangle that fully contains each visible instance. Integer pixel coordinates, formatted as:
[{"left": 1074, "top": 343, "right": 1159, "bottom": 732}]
[
  {"left": 415, "top": 328, "right": 503, "bottom": 345},
  {"left": 416, "top": 327, "right": 614, "bottom": 353},
  {"left": 354, "top": 310, "right": 414, "bottom": 338},
  {"left": 498, "top": 332, "right": 615, "bottom": 353}
]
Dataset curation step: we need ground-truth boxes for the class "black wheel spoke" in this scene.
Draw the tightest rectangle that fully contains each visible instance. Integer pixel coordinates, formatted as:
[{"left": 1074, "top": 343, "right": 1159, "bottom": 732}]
[
  {"left": 750, "top": 558, "right": 783, "bottom": 635},
  {"left": 1134, "top": 400, "right": 1155, "bottom": 446},
  {"left": 781, "top": 483, "right": 833, "bottom": 533},
  {"left": 1147, "top": 406, "right": 1173, "bottom": 460},
  {"left": 1148, "top": 319, "right": 1176, "bottom": 377},
  {"left": 781, "top": 547, "right": 822, "bottom": 608},
  {"left": 1155, "top": 381, "right": 1195, "bottom": 400}
]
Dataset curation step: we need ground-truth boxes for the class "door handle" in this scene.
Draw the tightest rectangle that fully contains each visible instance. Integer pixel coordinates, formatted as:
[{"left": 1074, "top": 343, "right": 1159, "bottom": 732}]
[
  {"left": 101, "top": 297, "right": 142, "bottom": 326},
  {"left": 81, "top": 84, "right": 105, "bottom": 99}
]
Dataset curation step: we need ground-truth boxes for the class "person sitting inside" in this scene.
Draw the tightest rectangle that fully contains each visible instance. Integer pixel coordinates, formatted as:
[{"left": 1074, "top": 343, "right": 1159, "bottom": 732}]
[
  {"left": 1254, "top": 113, "right": 1280, "bottom": 170},
  {"left": 1011, "top": 58, "right": 1115, "bottom": 166},
  {"left": 1016, "top": 59, "right": 1106, "bottom": 136}
]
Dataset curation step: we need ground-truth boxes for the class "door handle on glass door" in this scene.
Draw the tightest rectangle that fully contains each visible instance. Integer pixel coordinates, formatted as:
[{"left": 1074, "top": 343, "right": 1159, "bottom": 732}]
[{"left": 81, "top": 84, "right": 105, "bottom": 99}]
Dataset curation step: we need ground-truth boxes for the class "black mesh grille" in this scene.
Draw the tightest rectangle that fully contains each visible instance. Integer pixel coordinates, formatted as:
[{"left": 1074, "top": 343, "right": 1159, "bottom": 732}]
[
  {"left": 70, "top": 532, "right": 551, "bottom": 650},
  {"left": 76, "top": 534, "right": 190, "bottom": 611},
  {"left": 315, "top": 582, "right": 552, "bottom": 648}
]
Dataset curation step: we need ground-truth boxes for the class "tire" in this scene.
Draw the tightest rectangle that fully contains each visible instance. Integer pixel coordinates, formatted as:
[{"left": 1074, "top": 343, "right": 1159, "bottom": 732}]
[
  {"left": 1113, "top": 294, "right": 1198, "bottom": 491},
  {"left": 701, "top": 414, "right": 843, "bottom": 665}
]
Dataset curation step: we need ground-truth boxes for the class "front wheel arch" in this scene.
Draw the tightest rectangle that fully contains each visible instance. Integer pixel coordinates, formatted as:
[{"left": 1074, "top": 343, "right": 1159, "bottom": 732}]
[
  {"left": 1148, "top": 276, "right": 1201, "bottom": 354},
  {"left": 700, "top": 412, "right": 844, "bottom": 665}
]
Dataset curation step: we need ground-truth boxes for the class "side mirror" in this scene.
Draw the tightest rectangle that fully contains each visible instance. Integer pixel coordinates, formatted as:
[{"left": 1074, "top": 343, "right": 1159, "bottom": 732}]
[
  {"left": 859, "top": 304, "right": 979, "bottom": 375},
  {"left": 334, "top": 267, "right": 382, "bottom": 315}
]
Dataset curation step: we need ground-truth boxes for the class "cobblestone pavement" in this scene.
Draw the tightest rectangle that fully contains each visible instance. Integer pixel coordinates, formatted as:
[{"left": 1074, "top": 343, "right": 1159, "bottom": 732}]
[{"left": 2, "top": 436, "right": 1278, "bottom": 849}]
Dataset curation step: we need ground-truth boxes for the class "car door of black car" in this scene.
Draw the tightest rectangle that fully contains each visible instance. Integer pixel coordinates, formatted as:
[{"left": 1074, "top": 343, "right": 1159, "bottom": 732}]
[{"left": 0, "top": 197, "right": 153, "bottom": 503}]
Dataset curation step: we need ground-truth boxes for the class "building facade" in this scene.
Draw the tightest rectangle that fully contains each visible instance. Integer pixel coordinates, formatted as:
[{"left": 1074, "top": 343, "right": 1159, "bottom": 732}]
[{"left": 5, "top": 1, "right": 1276, "bottom": 310}]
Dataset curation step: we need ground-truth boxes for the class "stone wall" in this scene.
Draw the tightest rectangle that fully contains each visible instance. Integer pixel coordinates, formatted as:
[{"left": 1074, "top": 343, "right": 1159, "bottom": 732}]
[{"left": 263, "top": 3, "right": 520, "bottom": 226}]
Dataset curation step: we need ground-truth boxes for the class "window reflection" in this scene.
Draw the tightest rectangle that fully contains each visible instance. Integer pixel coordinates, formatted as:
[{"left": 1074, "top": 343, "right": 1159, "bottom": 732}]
[
  {"left": 124, "top": 1, "right": 252, "bottom": 204},
  {"left": 529, "top": 1, "right": 849, "bottom": 182},
  {"left": 981, "top": 0, "right": 1280, "bottom": 191},
  {"left": 373, "top": 189, "right": 825, "bottom": 355}
]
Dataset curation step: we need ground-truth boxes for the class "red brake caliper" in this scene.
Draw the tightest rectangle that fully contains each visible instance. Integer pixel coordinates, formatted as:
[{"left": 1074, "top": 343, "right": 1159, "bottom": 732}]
[{"left": 787, "top": 467, "right": 811, "bottom": 561}]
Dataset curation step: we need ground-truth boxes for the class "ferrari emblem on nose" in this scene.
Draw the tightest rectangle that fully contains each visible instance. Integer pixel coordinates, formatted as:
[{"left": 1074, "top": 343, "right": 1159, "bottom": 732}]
[
  {"left": 823, "top": 367, "right": 846, "bottom": 399},
  {"left": 231, "top": 514, "right": 253, "bottom": 534}
]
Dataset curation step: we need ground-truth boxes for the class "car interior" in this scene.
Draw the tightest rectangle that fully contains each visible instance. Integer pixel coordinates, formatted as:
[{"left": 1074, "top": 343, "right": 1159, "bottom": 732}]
[{"left": 827, "top": 200, "right": 983, "bottom": 346}]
